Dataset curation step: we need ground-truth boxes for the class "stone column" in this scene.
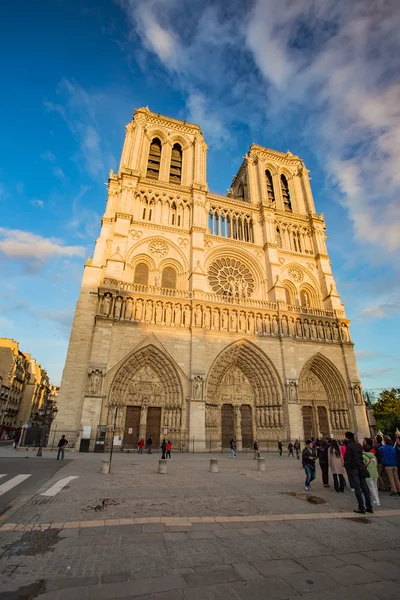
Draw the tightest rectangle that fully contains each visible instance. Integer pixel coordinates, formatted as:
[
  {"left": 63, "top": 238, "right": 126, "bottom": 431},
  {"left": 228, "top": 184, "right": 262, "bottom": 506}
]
[
  {"left": 235, "top": 405, "right": 242, "bottom": 451},
  {"left": 139, "top": 404, "right": 148, "bottom": 441}
]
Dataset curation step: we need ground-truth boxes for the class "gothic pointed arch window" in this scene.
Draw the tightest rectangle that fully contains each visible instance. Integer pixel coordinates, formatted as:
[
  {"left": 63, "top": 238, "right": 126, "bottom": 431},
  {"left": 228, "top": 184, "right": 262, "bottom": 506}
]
[
  {"left": 134, "top": 262, "right": 149, "bottom": 285},
  {"left": 147, "top": 138, "right": 162, "bottom": 179},
  {"left": 169, "top": 143, "right": 182, "bottom": 184},
  {"left": 265, "top": 170, "right": 275, "bottom": 202},
  {"left": 161, "top": 266, "right": 177, "bottom": 289},
  {"left": 281, "top": 175, "right": 292, "bottom": 211}
]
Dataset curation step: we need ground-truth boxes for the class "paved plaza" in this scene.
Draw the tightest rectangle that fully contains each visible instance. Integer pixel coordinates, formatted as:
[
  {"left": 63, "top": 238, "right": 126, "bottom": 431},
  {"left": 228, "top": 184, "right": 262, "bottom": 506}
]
[{"left": 0, "top": 450, "right": 399, "bottom": 599}]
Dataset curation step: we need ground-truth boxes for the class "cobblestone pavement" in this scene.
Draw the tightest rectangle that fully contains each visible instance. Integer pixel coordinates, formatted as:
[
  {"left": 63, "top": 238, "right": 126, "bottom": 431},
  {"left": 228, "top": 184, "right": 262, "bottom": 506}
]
[{"left": 0, "top": 451, "right": 399, "bottom": 599}]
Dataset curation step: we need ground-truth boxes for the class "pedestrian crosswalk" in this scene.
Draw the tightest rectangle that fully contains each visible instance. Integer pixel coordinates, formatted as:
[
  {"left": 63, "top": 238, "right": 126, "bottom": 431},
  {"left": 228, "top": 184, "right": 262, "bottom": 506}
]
[
  {"left": 40, "top": 476, "right": 79, "bottom": 497},
  {"left": 0, "top": 474, "right": 31, "bottom": 496}
]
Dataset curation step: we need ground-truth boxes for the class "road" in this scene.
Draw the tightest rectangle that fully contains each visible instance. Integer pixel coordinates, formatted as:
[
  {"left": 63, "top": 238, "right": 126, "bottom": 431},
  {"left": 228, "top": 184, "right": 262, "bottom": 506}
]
[{"left": 0, "top": 454, "right": 70, "bottom": 520}]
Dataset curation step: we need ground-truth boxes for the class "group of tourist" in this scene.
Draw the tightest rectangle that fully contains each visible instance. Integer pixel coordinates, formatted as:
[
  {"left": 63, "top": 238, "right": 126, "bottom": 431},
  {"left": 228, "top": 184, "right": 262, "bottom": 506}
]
[
  {"left": 301, "top": 433, "right": 400, "bottom": 514},
  {"left": 137, "top": 436, "right": 173, "bottom": 458}
]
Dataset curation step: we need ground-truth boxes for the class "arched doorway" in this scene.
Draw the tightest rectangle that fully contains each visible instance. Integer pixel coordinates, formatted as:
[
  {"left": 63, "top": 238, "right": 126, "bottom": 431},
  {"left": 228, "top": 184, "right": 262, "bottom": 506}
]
[
  {"left": 298, "top": 353, "right": 350, "bottom": 441},
  {"left": 205, "top": 340, "right": 285, "bottom": 449},
  {"left": 106, "top": 345, "right": 184, "bottom": 449}
]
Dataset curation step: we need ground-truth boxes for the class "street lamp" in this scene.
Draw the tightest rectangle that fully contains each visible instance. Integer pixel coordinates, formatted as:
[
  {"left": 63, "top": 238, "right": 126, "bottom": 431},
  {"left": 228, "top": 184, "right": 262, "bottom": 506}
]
[{"left": 36, "top": 403, "right": 58, "bottom": 457}]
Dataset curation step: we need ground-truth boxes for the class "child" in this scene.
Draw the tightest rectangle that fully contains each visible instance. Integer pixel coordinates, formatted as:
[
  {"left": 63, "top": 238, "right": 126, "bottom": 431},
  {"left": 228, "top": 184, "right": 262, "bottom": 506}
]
[{"left": 363, "top": 443, "right": 380, "bottom": 507}]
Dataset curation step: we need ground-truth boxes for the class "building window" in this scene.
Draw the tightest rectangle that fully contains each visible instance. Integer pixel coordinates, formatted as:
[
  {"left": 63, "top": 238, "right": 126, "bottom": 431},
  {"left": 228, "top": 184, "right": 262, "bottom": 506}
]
[
  {"left": 134, "top": 263, "right": 149, "bottom": 285},
  {"left": 169, "top": 144, "right": 182, "bottom": 184},
  {"left": 265, "top": 170, "right": 275, "bottom": 202},
  {"left": 300, "top": 290, "right": 310, "bottom": 308},
  {"left": 147, "top": 138, "right": 162, "bottom": 179},
  {"left": 284, "top": 288, "right": 292, "bottom": 305},
  {"left": 281, "top": 175, "right": 292, "bottom": 211},
  {"left": 161, "top": 267, "right": 177, "bottom": 289}
]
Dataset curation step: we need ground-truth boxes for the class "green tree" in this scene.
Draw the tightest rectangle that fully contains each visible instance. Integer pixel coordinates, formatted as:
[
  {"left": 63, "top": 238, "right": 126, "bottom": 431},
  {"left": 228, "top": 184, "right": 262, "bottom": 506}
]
[{"left": 373, "top": 389, "right": 400, "bottom": 433}]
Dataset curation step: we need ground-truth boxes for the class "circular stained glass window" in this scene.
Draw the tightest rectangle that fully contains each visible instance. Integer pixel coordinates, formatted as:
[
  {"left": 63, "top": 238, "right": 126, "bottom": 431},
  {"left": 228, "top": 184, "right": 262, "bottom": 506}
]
[{"left": 207, "top": 258, "right": 255, "bottom": 297}]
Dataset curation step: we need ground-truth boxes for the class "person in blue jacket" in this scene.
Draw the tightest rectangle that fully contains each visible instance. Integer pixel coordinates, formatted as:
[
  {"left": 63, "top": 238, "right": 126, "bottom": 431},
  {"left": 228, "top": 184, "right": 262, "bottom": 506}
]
[{"left": 379, "top": 437, "right": 400, "bottom": 497}]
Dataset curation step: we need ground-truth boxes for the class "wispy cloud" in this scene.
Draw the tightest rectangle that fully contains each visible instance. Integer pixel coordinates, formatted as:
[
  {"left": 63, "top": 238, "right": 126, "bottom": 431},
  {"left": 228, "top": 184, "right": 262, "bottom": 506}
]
[
  {"left": 30, "top": 199, "right": 44, "bottom": 209},
  {"left": 0, "top": 228, "right": 85, "bottom": 270},
  {"left": 40, "top": 150, "right": 56, "bottom": 163},
  {"left": 66, "top": 185, "right": 100, "bottom": 239},
  {"left": 45, "top": 78, "right": 108, "bottom": 178},
  {"left": 361, "top": 293, "right": 400, "bottom": 318},
  {"left": 119, "top": 0, "right": 400, "bottom": 251}
]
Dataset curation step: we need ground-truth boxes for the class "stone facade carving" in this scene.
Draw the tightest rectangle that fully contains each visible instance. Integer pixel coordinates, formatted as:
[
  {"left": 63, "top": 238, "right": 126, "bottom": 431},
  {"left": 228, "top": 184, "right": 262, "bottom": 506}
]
[
  {"left": 351, "top": 383, "right": 363, "bottom": 405},
  {"left": 192, "top": 375, "right": 205, "bottom": 401},
  {"left": 87, "top": 369, "right": 103, "bottom": 395},
  {"left": 148, "top": 240, "right": 168, "bottom": 258},
  {"left": 207, "top": 258, "right": 255, "bottom": 298},
  {"left": 287, "top": 379, "right": 299, "bottom": 403}
]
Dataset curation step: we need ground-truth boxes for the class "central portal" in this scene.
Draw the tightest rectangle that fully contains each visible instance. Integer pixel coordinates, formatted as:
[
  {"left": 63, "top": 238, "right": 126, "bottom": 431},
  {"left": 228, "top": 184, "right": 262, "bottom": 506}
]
[
  {"left": 221, "top": 404, "right": 234, "bottom": 448},
  {"left": 146, "top": 407, "right": 162, "bottom": 443}
]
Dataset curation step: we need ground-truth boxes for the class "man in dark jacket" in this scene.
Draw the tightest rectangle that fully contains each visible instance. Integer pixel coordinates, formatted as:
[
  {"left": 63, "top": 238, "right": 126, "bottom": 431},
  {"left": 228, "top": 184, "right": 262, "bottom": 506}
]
[
  {"left": 302, "top": 440, "right": 316, "bottom": 491},
  {"left": 344, "top": 431, "right": 373, "bottom": 514}
]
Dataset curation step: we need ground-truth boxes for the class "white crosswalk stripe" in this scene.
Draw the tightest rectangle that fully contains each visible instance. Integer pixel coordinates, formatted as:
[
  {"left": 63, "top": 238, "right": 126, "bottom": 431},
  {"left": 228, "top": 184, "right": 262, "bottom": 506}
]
[
  {"left": 0, "top": 474, "right": 31, "bottom": 496},
  {"left": 0, "top": 475, "right": 7, "bottom": 480},
  {"left": 40, "top": 476, "right": 79, "bottom": 497}
]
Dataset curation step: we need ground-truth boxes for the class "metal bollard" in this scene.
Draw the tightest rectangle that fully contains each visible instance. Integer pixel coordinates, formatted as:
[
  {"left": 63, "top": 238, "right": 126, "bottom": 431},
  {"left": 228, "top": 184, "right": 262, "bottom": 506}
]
[
  {"left": 210, "top": 458, "right": 219, "bottom": 473},
  {"left": 257, "top": 457, "right": 266, "bottom": 472},
  {"left": 158, "top": 459, "right": 168, "bottom": 474},
  {"left": 100, "top": 460, "right": 110, "bottom": 474}
]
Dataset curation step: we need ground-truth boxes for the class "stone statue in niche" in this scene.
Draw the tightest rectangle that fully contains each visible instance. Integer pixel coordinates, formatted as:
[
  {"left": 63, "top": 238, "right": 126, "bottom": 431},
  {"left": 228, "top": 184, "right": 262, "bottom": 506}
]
[
  {"left": 318, "top": 321, "right": 324, "bottom": 339},
  {"left": 248, "top": 313, "right": 255, "bottom": 333},
  {"left": 263, "top": 314, "right": 271, "bottom": 334},
  {"left": 101, "top": 293, "right": 111, "bottom": 316},
  {"left": 239, "top": 312, "right": 246, "bottom": 331},
  {"left": 303, "top": 319, "right": 310, "bottom": 338},
  {"left": 235, "top": 405, "right": 241, "bottom": 429},
  {"left": 341, "top": 323, "right": 349, "bottom": 342},
  {"left": 195, "top": 305, "right": 202, "bottom": 327},
  {"left": 174, "top": 304, "right": 181, "bottom": 326},
  {"left": 288, "top": 317, "right": 295, "bottom": 336},
  {"left": 256, "top": 315, "right": 263, "bottom": 334},
  {"left": 155, "top": 302, "right": 163, "bottom": 323},
  {"left": 88, "top": 370, "right": 102, "bottom": 395},
  {"left": 213, "top": 309, "right": 220, "bottom": 330},
  {"left": 184, "top": 306, "right": 191, "bottom": 327},
  {"left": 311, "top": 321, "right": 317, "bottom": 339},
  {"left": 125, "top": 298, "right": 133, "bottom": 320},
  {"left": 165, "top": 304, "right": 172, "bottom": 325},
  {"left": 145, "top": 301, "right": 153, "bottom": 322},
  {"left": 222, "top": 310, "right": 228, "bottom": 330},
  {"left": 281, "top": 316, "right": 288, "bottom": 336},
  {"left": 230, "top": 311, "right": 237, "bottom": 331},
  {"left": 114, "top": 297, "right": 122, "bottom": 320},
  {"left": 352, "top": 384, "right": 363, "bottom": 405},
  {"left": 135, "top": 299, "right": 143, "bottom": 320},
  {"left": 204, "top": 307, "right": 211, "bottom": 328},
  {"left": 332, "top": 323, "right": 340, "bottom": 341},
  {"left": 192, "top": 376, "right": 203, "bottom": 401},
  {"left": 271, "top": 315, "right": 279, "bottom": 335},
  {"left": 324, "top": 322, "right": 332, "bottom": 340},
  {"left": 296, "top": 319, "right": 303, "bottom": 337},
  {"left": 287, "top": 380, "right": 299, "bottom": 403}
]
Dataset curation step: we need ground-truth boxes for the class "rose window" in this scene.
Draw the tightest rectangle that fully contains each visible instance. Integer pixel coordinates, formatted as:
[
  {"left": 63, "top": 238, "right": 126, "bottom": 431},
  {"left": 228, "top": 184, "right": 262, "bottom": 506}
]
[{"left": 207, "top": 258, "right": 255, "bottom": 297}]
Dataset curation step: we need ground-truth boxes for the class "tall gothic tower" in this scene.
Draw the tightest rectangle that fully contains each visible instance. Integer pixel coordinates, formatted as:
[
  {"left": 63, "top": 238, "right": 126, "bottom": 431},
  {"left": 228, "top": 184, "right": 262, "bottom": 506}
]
[{"left": 55, "top": 107, "right": 368, "bottom": 451}]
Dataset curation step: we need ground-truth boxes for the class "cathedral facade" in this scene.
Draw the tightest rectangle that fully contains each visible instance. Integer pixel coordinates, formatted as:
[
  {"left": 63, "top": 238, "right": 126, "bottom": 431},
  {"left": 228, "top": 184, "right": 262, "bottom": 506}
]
[{"left": 55, "top": 107, "right": 369, "bottom": 451}]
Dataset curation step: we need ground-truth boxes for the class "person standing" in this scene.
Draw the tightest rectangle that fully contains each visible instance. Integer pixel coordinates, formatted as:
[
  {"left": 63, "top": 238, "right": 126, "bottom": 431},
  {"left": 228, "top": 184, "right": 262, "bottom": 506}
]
[
  {"left": 379, "top": 436, "right": 400, "bottom": 497},
  {"left": 302, "top": 440, "right": 316, "bottom": 491},
  {"left": 288, "top": 442, "right": 294, "bottom": 457},
  {"left": 363, "top": 443, "right": 380, "bottom": 507},
  {"left": 253, "top": 440, "right": 260, "bottom": 459},
  {"left": 146, "top": 435, "right": 153, "bottom": 455},
  {"left": 294, "top": 439, "right": 301, "bottom": 459},
  {"left": 318, "top": 440, "right": 330, "bottom": 488},
  {"left": 161, "top": 439, "right": 167, "bottom": 459},
  {"left": 373, "top": 435, "right": 389, "bottom": 492},
  {"left": 138, "top": 439, "right": 144, "bottom": 454},
  {"left": 344, "top": 431, "right": 373, "bottom": 514},
  {"left": 229, "top": 439, "right": 236, "bottom": 458},
  {"left": 166, "top": 440, "right": 172, "bottom": 459},
  {"left": 57, "top": 435, "right": 68, "bottom": 460},
  {"left": 278, "top": 440, "right": 283, "bottom": 456},
  {"left": 329, "top": 439, "right": 345, "bottom": 492}
]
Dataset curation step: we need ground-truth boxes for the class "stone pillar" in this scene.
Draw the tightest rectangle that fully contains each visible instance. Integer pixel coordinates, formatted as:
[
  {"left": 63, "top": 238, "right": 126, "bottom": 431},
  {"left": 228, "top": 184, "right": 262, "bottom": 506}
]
[
  {"left": 139, "top": 404, "right": 148, "bottom": 441},
  {"left": 189, "top": 401, "right": 206, "bottom": 452},
  {"left": 235, "top": 405, "right": 242, "bottom": 451}
]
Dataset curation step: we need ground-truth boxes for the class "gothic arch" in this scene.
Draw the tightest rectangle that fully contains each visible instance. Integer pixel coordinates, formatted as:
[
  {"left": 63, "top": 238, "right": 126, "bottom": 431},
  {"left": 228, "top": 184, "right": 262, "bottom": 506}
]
[
  {"left": 107, "top": 343, "right": 184, "bottom": 407},
  {"left": 169, "top": 134, "right": 190, "bottom": 151},
  {"left": 299, "top": 353, "right": 348, "bottom": 409},
  {"left": 145, "top": 128, "right": 168, "bottom": 145},
  {"left": 206, "top": 340, "right": 283, "bottom": 406},
  {"left": 281, "top": 263, "right": 322, "bottom": 306},
  {"left": 126, "top": 236, "right": 189, "bottom": 273}
]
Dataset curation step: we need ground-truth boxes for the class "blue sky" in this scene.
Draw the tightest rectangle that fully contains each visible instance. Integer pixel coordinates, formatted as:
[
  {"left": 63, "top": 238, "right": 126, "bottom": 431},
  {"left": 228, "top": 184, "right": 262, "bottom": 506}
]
[{"left": 0, "top": 0, "right": 399, "bottom": 390}]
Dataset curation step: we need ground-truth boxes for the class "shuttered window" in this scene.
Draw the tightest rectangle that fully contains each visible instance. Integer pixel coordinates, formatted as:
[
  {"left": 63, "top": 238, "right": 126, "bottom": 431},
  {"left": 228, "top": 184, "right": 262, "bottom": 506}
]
[
  {"left": 161, "top": 267, "right": 177, "bottom": 289},
  {"left": 169, "top": 144, "right": 182, "bottom": 184},
  {"left": 147, "top": 138, "right": 162, "bottom": 179},
  {"left": 265, "top": 170, "right": 275, "bottom": 202},
  {"left": 281, "top": 175, "right": 292, "bottom": 211},
  {"left": 134, "top": 263, "right": 149, "bottom": 285}
]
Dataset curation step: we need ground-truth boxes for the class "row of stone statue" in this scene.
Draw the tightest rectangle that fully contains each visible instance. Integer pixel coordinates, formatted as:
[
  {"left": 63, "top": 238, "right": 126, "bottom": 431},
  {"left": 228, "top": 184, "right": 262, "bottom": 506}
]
[
  {"left": 330, "top": 410, "right": 350, "bottom": 430},
  {"left": 163, "top": 407, "right": 182, "bottom": 430},
  {"left": 100, "top": 293, "right": 351, "bottom": 342},
  {"left": 256, "top": 406, "right": 284, "bottom": 428}
]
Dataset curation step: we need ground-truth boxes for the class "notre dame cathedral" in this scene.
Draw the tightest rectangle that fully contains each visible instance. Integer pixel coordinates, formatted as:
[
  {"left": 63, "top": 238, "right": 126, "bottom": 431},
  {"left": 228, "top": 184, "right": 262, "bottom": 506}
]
[{"left": 55, "top": 107, "right": 369, "bottom": 451}]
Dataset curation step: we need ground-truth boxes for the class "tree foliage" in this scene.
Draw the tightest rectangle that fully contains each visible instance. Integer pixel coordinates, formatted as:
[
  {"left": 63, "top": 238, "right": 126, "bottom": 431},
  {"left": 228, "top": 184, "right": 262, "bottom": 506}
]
[{"left": 373, "top": 389, "right": 400, "bottom": 433}]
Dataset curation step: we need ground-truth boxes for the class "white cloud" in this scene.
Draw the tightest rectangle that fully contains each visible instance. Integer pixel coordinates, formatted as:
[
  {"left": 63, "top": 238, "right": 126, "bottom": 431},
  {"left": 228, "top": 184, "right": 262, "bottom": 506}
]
[
  {"left": 30, "top": 199, "right": 44, "bottom": 209},
  {"left": 53, "top": 166, "right": 66, "bottom": 181},
  {"left": 45, "top": 79, "right": 107, "bottom": 178},
  {"left": 16, "top": 182, "right": 24, "bottom": 194},
  {"left": 0, "top": 228, "right": 85, "bottom": 266},
  {"left": 119, "top": 0, "right": 400, "bottom": 252},
  {"left": 40, "top": 150, "right": 56, "bottom": 162}
]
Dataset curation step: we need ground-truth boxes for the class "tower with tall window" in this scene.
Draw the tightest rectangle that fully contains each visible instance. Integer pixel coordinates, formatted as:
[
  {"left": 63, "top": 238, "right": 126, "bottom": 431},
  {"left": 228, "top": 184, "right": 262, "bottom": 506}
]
[{"left": 54, "top": 107, "right": 368, "bottom": 452}]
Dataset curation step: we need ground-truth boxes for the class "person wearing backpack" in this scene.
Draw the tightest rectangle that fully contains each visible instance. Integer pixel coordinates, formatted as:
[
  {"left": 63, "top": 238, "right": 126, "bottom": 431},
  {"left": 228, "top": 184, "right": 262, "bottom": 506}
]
[{"left": 363, "top": 443, "right": 380, "bottom": 507}]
